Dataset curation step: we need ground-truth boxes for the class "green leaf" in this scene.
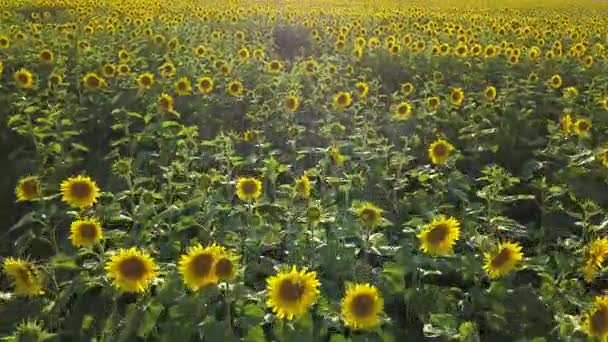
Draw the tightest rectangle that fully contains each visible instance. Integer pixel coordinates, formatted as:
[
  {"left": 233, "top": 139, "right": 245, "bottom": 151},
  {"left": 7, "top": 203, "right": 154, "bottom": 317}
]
[
  {"left": 382, "top": 262, "right": 406, "bottom": 292},
  {"left": 137, "top": 301, "right": 164, "bottom": 338},
  {"left": 244, "top": 326, "right": 265, "bottom": 342},
  {"left": 162, "top": 120, "right": 181, "bottom": 128},
  {"left": 71, "top": 143, "right": 89, "bottom": 152},
  {"left": 329, "top": 335, "right": 347, "bottom": 342},
  {"left": 50, "top": 253, "right": 79, "bottom": 270}
]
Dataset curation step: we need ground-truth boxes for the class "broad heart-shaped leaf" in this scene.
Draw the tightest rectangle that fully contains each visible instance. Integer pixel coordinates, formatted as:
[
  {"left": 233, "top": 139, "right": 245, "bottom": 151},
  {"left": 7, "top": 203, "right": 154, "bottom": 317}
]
[
  {"left": 136, "top": 300, "right": 164, "bottom": 338},
  {"left": 382, "top": 262, "right": 406, "bottom": 293},
  {"left": 201, "top": 318, "right": 239, "bottom": 342}
]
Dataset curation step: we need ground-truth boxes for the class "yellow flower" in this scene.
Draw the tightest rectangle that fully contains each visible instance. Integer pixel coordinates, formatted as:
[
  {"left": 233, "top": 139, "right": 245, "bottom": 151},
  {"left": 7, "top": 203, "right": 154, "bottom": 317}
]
[
  {"left": 450, "top": 87, "right": 465, "bottom": 107},
  {"left": 178, "top": 243, "right": 223, "bottom": 290},
  {"left": 236, "top": 177, "right": 262, "bottom": 201},
  {"left": 159, "top": 61, "right": 176, "bottom": 78},
  {"left": 227, "top": 80, "right": 244, "bottom": 97},
  {"left": 598, "top": 148, "right": 608, "bottom": 169},
  {"left": 266, "top": 266, "right": 320, "bottom": 320},
  {"left": 426, "top": 96, "right": 440, "bottom": 111},
  {"left": 582, "top": 296, "right": 608, "bottom": 338},
  {"left": 69, "top": 217, "right": 103, "bottom": 247},
  {"left": 560, "top": 113, "right": 573, "bottom": 134},
  {"left": 392, "top": 101, "right": 413, "bottom": 121},
  {"left": 355, "top": 82, "right": 369, "bottom": 98},
  {"left": 174, "top": 76, "right": 192, "bottom": 96},
  {"left": 284, "top": 95, "right": 300, "bottom": 113},
  {"left": 428, "top": 139, "right": 455, "bottom": 165},
  {"left": 213, "top": 248, "right": 239, "bottom": 282},
  {"left": 82, "top": 72, "right": 106, "bottom": 90},
  {"left": 194, "top": 45, "right": 207, "bottom": 58},
  {"left": 354, "top": 202, "right": 383, "bottom": 228},
  {"left": 105, "top": 248, "right": 157, "bottom": 293},
  {"left": 483, "top": 241, "right": 524, "bottom": 279},
  {"left": 400, "top": 82, "right": 415, "bottom": 96},
  {"left": 118, "top": 49, "right": 129, "bottom": 61},
  {"left": 267, "top": 60, "right": 283, "bottom": 74},
  {"left": 197, "top": 76, "right": 214, "bottom": 94},
  {"left": 303, "top": 59, "right": 318, "bottom": 76},
  {"left": 418, "top": 215, "right": 460, "bottom": 255},
  {"left": 0, "top": 35, "right": 10, "bottom": 49},
  {"left": 600, "top": 97, "right": 608, "bottom": 111},
  {"left": 453, "top": 44, "right": 468, "bottom": 58},
  {"left": 101, "top": 64, "right": 116, "bottom": 78},
  {"left": 333, "top": 91, "right": 352, "bottom": 110},
  {"left": 484, "top": 44, "right": 498, "bottom": 58},
  {"left": 14, "top": 68, "right": 35, "bottom": 89},
  {"left": 3, "top": 258, "right": 44, "bottom": 297},
  {"left": 237, "top": 47, "right": 250, "bottom": 60},
  {"left": 563, "top": 86, "right": 578, "bottom": 99},
  {"left": 136, "top": 72, "right": 155, "bottom": 90},
  {"left": 117, "top": 64, "right": 131, "bottom": 76},
  {"left": 573, "top": 117, "right": 592, "bottom": 137},
  {"left": 15, "top": 176, "right": 42, "bottom": 202},
  {"left": 243, "top": 130, "right": 257, "bottom": 143},
  {"left": 253, "top": 48, "right": 265, "bottom": 60},
  {"left": 548, "top": 74, "right": 562, "bottom": 89},
  {"left": 294, "top": 175, "right": 311, "bottom": 199},
  {"left": 341, "top": 283, "right": 383, "bottom": 330},
  {"left": 158, "top": 93, "right": 175, "bottom": 112},
  {"left": 583, "top": 238, "right": 608, "bottom": 282},
  {"left": 38, "top": 49, "right": 53, "bottom": 64},
  {"left": 60, "top": 175, "right": 100, "bottom": 209},
  {"left": 484, "top": 85, "right": 497, "bottom": 101}
]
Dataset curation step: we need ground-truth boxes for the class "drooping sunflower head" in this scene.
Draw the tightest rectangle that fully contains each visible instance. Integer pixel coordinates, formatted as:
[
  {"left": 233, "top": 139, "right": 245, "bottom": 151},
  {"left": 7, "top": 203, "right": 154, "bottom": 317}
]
[
  {"left": 341, "top": 283, "right": 383, "bottom": 330},
  {"left": 15, "top": 176, "right": 42, "bottom": 202},
  {"left": 70, "top": 217, "right": 103, "bottom": 248},
  {"left": 484, "top": 85, "right": 497, "bottom": 101},
  {"left": 266, "top": 266, "right": 320, "bottom": 320},
  {"left": 333, "top": 91, "right": 352, "bottom": 110},
  {"left": 197, "top": 76, "right": 214, "bottom": 94},
  {"left": 105, "top": 248, "right": 157, "bottom": 293},
  {"left": 82, "top": 72, "right": 106, "bottom": 90},
  {"left": 236, "top": 177, "right": 262, "bottom": 201},
  {"left": 227, "top": 80, "right": 244, "bottom": 97},
  {"left": 14, "top": 68, "right": 35, "bottom": 89},
  {"left": 355, "top": 82, "right": 369, "bottom": 98},
  {"left": 158, "top": 93, "right": 175, "bottom": 112},
  {"left": 548, "top": 74, "right": 562, "bottom": 89},
  {"left": 179, "top": 243, "right": 223, "bottom": 290},
  {"left": 392, "top": 101, "right": 413, "bottom": 121},
  {"left": 213, "top": 248, "right": 240, "bottom": 282},
  {"left": 573, "top": 117, "right": 592, "bottom": 137},
  {"left": 417, "top": 215, "right": 461, "bottom": 256},
  {"left": 60, "top": 175, "right": 100, "bottom": 209},
  {"left": 294, "top": 174, "right": 311, "bottom": 199},
  {"left": 583, "top": 296, "right": 608, "bottom": 338},
  {"left": 2, "top": 258, "right": 44, "bottom": 297},
  {"left": 428, "top": 139, "right": 455, "bottom": 165},
  {"left": 354, "top": 202, "right": 383, "bottom": 227},
  {"left": 450, "top": 87, "right": 465, "bottom": 106},
  {"left": 174, "top": 76, "right": 192, "bottom": 96},
  {"left": 483, "top": 240, "right": 524, "bottom": 279},
  {"left": 136, "top": 72, "right": 155, "bottom": 90},
  {"left": 284, "top": 95, "right": 300, "bottom": 113}
]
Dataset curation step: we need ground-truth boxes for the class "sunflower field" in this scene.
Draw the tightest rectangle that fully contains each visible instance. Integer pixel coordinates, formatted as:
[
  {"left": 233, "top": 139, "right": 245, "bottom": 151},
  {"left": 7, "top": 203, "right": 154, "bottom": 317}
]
[{"left": 2, "top": 0, "right": 608, "bottom": 340}]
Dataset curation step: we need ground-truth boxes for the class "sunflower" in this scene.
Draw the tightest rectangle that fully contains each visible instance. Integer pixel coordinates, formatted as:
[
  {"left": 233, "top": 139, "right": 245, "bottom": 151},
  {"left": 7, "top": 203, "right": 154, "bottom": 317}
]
[
  {"left": 450, "top": 88, "right": 465, "bottom": 107},
  {"left": 60, "top": 175, "right": 100, "bottom": 209},
  {"left": 331, "top": 146, "right": 346, "bottom": 167},
  {"left": 101, "top": 64, "right": 116, "bottom": 78},
  {"left": 118, "top": 49, "right": 129, "bottom": 61},
  {"left": 294, "top": 175, "right": 311, "bottom": 199},
  {"left": 243, "top": 130, "right": 257, "bottom": 143},
  {"left": 117, "top": 64, "right": 131, "bottom": 76},
  {"left": 197, "top": 76, "right": 214, "bottom": 94},
  {"left": 582, "top": 296, "right": 608, "bottom": 338},
  {"left": 601, "top": 97, "right": 608, "bottom": 112},
  {"left": 354, "top": 202, "right": 384, "bottom": 228},
  {"left": 400, "top": 82, "right": 415, "bottom": 96},
  {"left": 178, "top": 243, "right": 223, "bottom": 290},
  {"left": 484, "top": 85, "right": 497, "bottom": 101},
  {"left": 333, "top": 91, "right": 352, "bottom": 110},
  {"left": 158, "top": 93, "right": 175, "bottom": 112},
  {"left": 283, "top": 95, "right": 300, "bottom": 113},
  {"left": 418, "top": 215, "right": 461, "bottom": 256},
  {"left": 597, "top": 148, "right": 608, "bottom": 169},
  {"left": 14, "top": 68, "right": 35, "bottom": 89},
  {"left": 267, "top": 60, "right": 283, "bottom": 74},
  {"left": 227, "top": 80, "right": 244, "bottom": 97},
  {"left": 174, "top": 76, "right": 192, "bottom": 96},
  {"left": 82, "top": 72, "right": 106, "bottom": 90},
  {"left": 38, "top": 49, "right": 53, "bottom": 64},
  {"left": 136, "top": 72, "right": 155, "bottom": 90},
  {"left": 355, "top": 82, "right": 369, "bottom": 98},
  {"left": 454, "top": 44, "right": 468, "bottom": 58},
  {"left": 341, "top": 283, "right": 383, "bottom": 330},
  {"left": 303, "top": 59, "right": 318, "bottom": 76},
  {"left": 392, "top": 101, "right": 413, "bottom": 121},
  {"left": 237, "top": 47, "right": 250, "bottom": 60},
  {"left": 484, "top": 44, "right": 497, "bottom": 58},
  {"left": 563, "top": 86, "right": 578, "bottom": 100},
  {"left": 105, "top": 248, "right": 157, "bottom": 293},
  {"left": 0, "top": 35, "right": 9, "bottom": 49},
  {"left": 428, "top": 139, "right": 455, "bottom": 165},
  {"left": 236, "top": 177, "right": 262, "bottom": 201},
  {"left": 483, "top": 241, "right": 524, "bottom": 279},
  {"left": 213, "top": 248, "right": 239, "bottom": 282},
  {"left": 159, "top": 61, "right": 176, "bottom": 78},
  {"left": 49, "top": 73, "right": 63, "bottom": 86},
  {"left": 548, "top": 74, "right": 562, "bottom": 89},
  {"left": 573, "top": 118, "right": 592, "bottom": 137},
  {"left": 583, "top": 238, "right": 608, "bottom": 282},
  {"left": 426, "top": 96, "right": 440, "bottom": 111},
  {"left": 194, "top": 45, "right": 207, "bottom": 58},
  {"left": 266, "top": 266, "right": 320, "bottom": 320},
  {"left": 253, "top": 48, "right": 265, "bottom": 60},
  {"left": 15, "top": 176, "right": 42, "bottom": 202},
  {"left": 69, "top": 217, "right": 103, "bottom": 247},
  {"left": 560, "top": 113, "right": 573, "bottom": 134},
  {"left": 2, "top": 258, "right": 44, "bottom": 297}
]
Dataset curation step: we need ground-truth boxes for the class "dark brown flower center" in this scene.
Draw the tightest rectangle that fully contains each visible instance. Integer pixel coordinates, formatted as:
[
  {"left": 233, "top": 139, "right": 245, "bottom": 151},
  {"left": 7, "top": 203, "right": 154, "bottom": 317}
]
[
  {"left": 160, "top": 98, "right": 170, "bottom": 109},
  {"left": 190, "top": 253, "right": 213, "bottom": 277},
  {"left": 591, "top": 308, "right": 608, "bottom": 335},
  {"left": 41, "top": 51, "right": 51, "bottom": 60},
  {"left": 86, "top": 76, "right": 100, "bottom": 87},
  {"left": 240, "top": 180, "right": 257, "bottom": 195},
  {"left": 360, "top": 208, "right": 378, "bottom": 223},
  {"left": 21, "top": 180, "right": 38, "bottom": 196},
  {"left": 451, "top": 91, "right": 461, "bottom": 102},
  {"left": 398, "top": 105, "right": 408, "bottom": 114},
  {"left": 215, "top": 258, "right": 233, "bottom": 279},
  {"left": 278, "top": 279, "right": 305, "bottom": 302},
  {"left": 338, "top": 94, "right": 347, "bottom": 105},
  {"left": 79, "top": 223, "right": 98, "bottom": 240},
  {"left": 70, "top": 181, "right": 92, "bottom": 199},
  {"left": 178, "top": 82, "right": 187, "bottom": 91},
  {"left": 141, "top": 76, "right": 151, "bottom": 85},
  {"left": 427, "top": 224, "right": 449, "bottom": 245},
  {"left": 351, "top": 294, "right": 374, "bottom": 318},
  {"left": 230, "top": 83, "right": 240, "bottom": 93},
  {"left": 200, "top": 79, "right": 210, "bottom": 88},
  {"left": 578, "top": 121, "right": 589, "bottom": 131},
  {"left": 17, "top": 73, "right": 29, "bottom": 84},
  {"left": 119, "top": 257, "right": 146, "bottom": 280},
  {"left": 433, "top": 143, "right": 448, "bottom": 158},
  {"left": 286, "top": 98, "right": 296, "bottom": 109}
]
